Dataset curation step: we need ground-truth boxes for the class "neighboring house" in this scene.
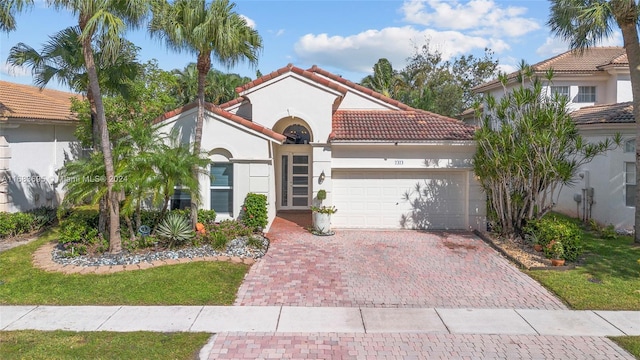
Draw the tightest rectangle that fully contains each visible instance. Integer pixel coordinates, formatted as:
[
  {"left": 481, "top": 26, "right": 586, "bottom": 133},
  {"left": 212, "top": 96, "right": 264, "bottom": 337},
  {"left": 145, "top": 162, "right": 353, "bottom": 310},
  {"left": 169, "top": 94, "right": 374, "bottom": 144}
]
[
  {"left": 472, "top": 47, "right": 634, "bottom": 231},
  {"left": 0, "top": 81, "right": 79, "bottom": 212},
  {"left": 155, "top": 64, "right": 486, "bottom": 230}
]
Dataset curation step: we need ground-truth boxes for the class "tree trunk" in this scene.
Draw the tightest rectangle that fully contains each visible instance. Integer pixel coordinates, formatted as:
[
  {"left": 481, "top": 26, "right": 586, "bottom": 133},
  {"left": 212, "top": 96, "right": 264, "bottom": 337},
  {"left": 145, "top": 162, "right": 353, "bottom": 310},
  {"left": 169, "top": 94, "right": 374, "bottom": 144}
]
[
  {"left": 618, "top": 20, "right": 640, "bottom": 243},
  {"left": 87, "top": 89, "right": 108, "bottom": 235},
  {"left": 191, "top": 53, "right": 211, "bottom": 229},
  {"left": 80, "top": 24, "right": 122, "bottom": 253}
]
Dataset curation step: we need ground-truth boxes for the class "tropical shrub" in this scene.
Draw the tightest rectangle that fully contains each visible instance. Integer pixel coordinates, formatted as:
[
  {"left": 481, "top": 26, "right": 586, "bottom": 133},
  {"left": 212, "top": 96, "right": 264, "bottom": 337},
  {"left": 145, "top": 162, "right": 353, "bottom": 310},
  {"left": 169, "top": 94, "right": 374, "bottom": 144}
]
[
  {"left": 525, "top": 215, "right": 583, "bottom": 262},
  {"left": 0, "top": 212, "right": 37, "bottom": 238},
  {"left": 155, "top": 213, "right": 194, "bottom": 248},
  {"left": 197, "top": 209, "right": 217, "bottom": 225},
  {"left": 58, "top": 208, "right": 101, "bottom": 248},
  {"left": 211, "top": 231, "right": 229, "bottom": 251},
  {"left": 26, "top": 206, "right": 57, "bottom": 229},
  {"left": 209, "top": 219, "right": 252, "bottom": 240},
  {"left": 473, "top": 66, "right": 618, "bottom": 237},
  {"left": 240, "top": 193, "right": 267, "bottom": 232}
]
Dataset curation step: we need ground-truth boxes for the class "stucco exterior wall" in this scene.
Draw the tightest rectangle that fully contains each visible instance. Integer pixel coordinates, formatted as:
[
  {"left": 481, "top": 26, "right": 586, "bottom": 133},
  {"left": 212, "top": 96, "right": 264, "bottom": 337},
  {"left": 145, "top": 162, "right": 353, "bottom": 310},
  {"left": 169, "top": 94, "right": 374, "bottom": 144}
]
[
  {"left": 3, "top": 123, "right": 77, "bottom": 212},
  {"left": 554, "top": 127, "right": 635, "bottom": 231},
  {"left": 156, "top": 108, "right": 278, "bottom": 228},
  {"left": 243, "top": 76, "right": 339, "bottom": 142}
]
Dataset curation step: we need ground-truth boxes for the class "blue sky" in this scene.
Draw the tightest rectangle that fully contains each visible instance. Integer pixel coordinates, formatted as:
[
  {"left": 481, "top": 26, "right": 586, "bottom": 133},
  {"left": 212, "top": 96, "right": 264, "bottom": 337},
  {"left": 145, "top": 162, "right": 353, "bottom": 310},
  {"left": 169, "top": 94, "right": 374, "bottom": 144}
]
[{"left": 0, "top": 0, "right": 624, "bottom": 92}]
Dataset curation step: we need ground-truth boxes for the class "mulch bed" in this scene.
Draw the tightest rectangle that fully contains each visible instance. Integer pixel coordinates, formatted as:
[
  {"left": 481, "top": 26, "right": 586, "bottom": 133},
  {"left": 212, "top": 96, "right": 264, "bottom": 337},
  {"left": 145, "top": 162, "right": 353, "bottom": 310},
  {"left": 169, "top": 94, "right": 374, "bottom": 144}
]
[{"left": 474, "top": 230, "right": 575, "bottom": 270}]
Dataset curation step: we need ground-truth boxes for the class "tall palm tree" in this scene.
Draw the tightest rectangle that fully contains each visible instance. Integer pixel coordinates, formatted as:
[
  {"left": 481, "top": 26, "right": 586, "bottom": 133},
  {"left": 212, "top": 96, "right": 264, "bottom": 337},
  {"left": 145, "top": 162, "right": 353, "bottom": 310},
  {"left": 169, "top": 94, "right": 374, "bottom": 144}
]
[
  {"left": 8, "top": 26, "right": 140, "bottom": 235},
  {"left": 50, "top": 0, "right": 149, "bottom": 253},
  {"left": 149, "top": 0, "right": 262, "bottom": 227},
  {"left": 548, "top": 0, "right": 640, "bottom": 242},
  {"left": 0, "top": 0, "right": 32, "bottom": 32}
]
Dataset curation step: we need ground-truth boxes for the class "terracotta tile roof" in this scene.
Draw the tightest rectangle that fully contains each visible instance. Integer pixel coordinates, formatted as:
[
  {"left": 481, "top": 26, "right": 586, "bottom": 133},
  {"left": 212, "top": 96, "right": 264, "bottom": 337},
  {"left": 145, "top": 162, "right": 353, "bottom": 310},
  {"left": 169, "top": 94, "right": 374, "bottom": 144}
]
[
  {"left": 153, "top": 101, "right": 286, "bottom": 142},
  {"left": 0, "top": 80, "right": 79, "bottom": 122},
  {"left": 235, "top": 63, "right": 348, "bottom": 95},
  {"left": 331, "top": 110, "right": 475, "bottom": 142},
  {"left": 570, "top": 102, "right": 635, "bottom": 125},
  {"left": 307, "top": 65, "right": 415, "bottom": 111},
  {"left": 218, "top": 96, "right": 246, "bottom": 109},
  {"left": 474, "top": 47, "right": 629, "bottom": 92}
]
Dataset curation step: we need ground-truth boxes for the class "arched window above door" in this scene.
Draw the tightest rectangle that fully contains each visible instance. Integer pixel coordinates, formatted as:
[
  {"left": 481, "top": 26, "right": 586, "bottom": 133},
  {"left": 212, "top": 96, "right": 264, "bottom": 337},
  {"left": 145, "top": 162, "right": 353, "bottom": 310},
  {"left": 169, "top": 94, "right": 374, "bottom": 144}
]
[{"left": 283, "top": 124, "right": 311, "bottom": 144}]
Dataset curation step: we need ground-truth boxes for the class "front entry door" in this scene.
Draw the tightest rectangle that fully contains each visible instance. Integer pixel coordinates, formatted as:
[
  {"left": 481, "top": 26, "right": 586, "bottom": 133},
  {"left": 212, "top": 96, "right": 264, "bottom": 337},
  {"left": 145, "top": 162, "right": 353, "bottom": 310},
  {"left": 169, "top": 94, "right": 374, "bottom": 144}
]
[{"left": 281, "top": 153, "right": 310, "bottom": 209}]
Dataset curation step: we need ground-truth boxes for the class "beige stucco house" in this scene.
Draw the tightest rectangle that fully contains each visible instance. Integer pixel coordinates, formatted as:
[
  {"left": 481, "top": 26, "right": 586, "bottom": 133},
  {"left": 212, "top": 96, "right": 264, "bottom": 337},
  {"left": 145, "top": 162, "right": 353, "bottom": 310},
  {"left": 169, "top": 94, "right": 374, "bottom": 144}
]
[
  {"left": 472, "top": 47, "right": 635, "bottom": 232},
  {"left": 0, "top": 81, "right": 79, "bottom": 212},
  {"left": 155, "top": 64, "right": 486, "bottom": 231}
]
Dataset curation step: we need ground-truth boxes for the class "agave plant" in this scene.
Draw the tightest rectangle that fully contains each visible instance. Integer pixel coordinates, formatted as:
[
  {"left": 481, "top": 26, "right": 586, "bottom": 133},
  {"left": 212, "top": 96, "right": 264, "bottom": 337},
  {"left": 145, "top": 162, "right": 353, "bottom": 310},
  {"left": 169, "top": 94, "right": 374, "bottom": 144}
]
[{"left": 155, "top": 213, "right": 194, "bottom": 248}]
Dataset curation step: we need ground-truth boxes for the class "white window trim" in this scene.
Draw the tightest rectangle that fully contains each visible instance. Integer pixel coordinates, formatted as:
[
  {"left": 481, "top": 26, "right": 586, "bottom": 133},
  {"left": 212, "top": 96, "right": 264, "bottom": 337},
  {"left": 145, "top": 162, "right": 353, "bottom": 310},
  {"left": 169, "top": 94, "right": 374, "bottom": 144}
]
[
  {"left": 625, "top": 162, "right": 636, "bottom": 208},
  {"left": 210, "top": 162, "right": 234, "bottom": 216}
]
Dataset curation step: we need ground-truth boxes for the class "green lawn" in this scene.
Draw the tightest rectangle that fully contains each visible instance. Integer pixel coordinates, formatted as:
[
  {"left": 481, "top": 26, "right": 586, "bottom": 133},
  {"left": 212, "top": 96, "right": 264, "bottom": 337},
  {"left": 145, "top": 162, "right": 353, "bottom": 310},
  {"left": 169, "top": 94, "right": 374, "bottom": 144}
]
[
  {"left": 0, "top": 330, "right": 211, "bottom": 360},
  {"left": 0, "top": 228, "right": 249, "bottom": 305},
  {"left": 525, "top": 226, "right": 640, "bottom": 310},
  {"left": 523, "top": 217, "right": 640, "bottom": 358},
  {"left": 611, "top": 336, "right": 640, "bottom": 359}
]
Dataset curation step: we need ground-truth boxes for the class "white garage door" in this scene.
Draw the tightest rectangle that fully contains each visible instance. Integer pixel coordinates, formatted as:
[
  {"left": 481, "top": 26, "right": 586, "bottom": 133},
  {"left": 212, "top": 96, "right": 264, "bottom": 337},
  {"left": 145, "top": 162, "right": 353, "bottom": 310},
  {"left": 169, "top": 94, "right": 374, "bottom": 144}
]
[{"left": 331, "top": 171, "right": 466, "bottom": 229}]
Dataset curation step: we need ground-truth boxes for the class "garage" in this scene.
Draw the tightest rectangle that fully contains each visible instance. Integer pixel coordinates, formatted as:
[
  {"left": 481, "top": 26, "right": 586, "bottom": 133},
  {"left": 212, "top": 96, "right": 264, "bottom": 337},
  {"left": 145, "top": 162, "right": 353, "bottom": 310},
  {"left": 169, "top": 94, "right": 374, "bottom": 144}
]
[{"left": 331, "top": 170, "right": 467, "bottom": 229}]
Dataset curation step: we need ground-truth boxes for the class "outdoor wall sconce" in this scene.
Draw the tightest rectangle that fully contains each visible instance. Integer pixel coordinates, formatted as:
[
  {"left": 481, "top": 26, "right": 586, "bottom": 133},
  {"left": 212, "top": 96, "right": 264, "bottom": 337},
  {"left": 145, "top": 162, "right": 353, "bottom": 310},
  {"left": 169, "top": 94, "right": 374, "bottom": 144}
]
[{"left": 319, "top": 170, "right": 326, "bottom": 184}]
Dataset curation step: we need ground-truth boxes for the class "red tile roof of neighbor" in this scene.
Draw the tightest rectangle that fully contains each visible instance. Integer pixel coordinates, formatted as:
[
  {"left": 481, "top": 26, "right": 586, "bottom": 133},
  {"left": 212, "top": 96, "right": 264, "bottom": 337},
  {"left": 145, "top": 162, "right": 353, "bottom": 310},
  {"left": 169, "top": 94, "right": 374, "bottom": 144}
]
[
  {"left": 474, "top": 47, "right": 630, "bottom": 92},
  {"left": 570, "top": 102, "right": 635, "bottom": 125},
  {"left": 0, "top": 80, "right": 80, "bottom": 122},
  {"left": 331, "top": 110, "right": 476, "bottom": 142},
  {"left": 152, "top": 101, "right": 286, "bottom": 142}
]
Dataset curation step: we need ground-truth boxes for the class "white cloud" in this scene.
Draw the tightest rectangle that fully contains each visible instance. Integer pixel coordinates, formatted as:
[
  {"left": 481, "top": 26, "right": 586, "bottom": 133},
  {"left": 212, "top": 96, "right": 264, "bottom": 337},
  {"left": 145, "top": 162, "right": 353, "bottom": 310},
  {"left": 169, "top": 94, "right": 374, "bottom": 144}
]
[
  {"left": 536, "top": 32, "right": 623, "bottom": 57},
  {"left": 239, "top": 15, "right": 256, "bottom": 29},
  {"left": 294, "top": 26, "right": 508, "bottom": 74},
  {"left": 0, "top": 62, "right": 30, "bottom": 77},
  {"left": 402, "top": 0, "right": 540, "bottom": 38}
]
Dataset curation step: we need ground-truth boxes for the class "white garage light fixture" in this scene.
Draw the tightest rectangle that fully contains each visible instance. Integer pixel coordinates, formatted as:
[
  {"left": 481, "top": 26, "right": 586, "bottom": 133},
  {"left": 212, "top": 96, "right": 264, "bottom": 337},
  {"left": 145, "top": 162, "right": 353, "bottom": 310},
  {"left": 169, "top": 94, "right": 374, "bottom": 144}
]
[{"left": 319, "top": 170, "right": 326, "bottom": 184}]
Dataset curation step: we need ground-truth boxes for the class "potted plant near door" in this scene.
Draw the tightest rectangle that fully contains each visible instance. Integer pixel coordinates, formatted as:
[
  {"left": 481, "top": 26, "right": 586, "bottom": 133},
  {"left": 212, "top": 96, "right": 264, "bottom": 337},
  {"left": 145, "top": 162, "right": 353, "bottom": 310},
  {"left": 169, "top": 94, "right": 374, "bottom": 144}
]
[{"left": 311, "top": 189, "right": 337, "bottom": 235}]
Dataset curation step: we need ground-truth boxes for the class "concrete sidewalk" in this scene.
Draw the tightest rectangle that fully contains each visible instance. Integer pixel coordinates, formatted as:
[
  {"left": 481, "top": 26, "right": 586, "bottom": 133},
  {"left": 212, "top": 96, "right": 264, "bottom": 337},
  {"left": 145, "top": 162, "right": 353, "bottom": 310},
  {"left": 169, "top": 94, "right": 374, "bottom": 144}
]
[{"left": 2, "top": 305, "right": 639, "bottom": 336}]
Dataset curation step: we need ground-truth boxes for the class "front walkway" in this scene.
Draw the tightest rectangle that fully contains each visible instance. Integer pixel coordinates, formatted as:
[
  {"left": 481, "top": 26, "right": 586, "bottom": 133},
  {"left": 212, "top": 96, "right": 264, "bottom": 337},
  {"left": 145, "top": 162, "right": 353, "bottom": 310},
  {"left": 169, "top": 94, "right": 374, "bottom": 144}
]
[{"left": 235, "top": 217, "right": 565, "bottom": 309}]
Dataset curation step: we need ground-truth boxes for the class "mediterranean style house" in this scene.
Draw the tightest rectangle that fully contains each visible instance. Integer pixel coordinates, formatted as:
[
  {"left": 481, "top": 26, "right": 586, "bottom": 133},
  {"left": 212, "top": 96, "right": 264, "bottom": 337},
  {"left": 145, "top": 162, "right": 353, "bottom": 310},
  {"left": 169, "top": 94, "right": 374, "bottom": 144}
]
[
  {"left": 472, "top": 47, "right": 635, "bottom": 232},
  {"left": 0, "top": 81, "right": 79, "bottom": 213},
  {"left": 155, "top": 64, "right": 486, "bottom": 230}
]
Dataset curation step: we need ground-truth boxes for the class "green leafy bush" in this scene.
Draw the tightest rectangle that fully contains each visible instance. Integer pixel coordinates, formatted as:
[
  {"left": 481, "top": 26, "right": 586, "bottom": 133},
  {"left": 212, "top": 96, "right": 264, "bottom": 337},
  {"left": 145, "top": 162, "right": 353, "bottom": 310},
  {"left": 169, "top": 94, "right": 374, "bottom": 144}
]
[
  {"left": 156, "top": 213, "right": 194, "bottom": 248},
  {"left": 58, "top": 208, "right": 101, "bottom": 256},
  {"left": 0, "top": 212, "right": 37, "bottom": 238},
  {"left": 600, "top": 224, "right": 618, "bottom": 240},
  {"left": 26, "top": 206, "right": 57, "bottom": 229},
  {"left": 526, "top": 215, "right": 583, "bottom": 262},
  {"left": 197, "top": 209, "right": 217, "bottom": 225},
  {"left": 211, "top": 231, "right": 229, "bottom": 251},
  {"left": 240, "top": 193, "right": 268, "bottom": 232},
  {"left": 209, "top": 219, "right": 252, "bottom": 241}
]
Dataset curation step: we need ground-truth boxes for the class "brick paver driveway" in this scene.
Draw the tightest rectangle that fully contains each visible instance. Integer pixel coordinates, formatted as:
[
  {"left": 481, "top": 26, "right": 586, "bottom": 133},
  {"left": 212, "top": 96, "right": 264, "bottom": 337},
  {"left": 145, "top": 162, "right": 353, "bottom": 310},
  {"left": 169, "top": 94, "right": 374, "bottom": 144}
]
[{"left": 235, "top": 218, "right": 566, "bottom": 310}]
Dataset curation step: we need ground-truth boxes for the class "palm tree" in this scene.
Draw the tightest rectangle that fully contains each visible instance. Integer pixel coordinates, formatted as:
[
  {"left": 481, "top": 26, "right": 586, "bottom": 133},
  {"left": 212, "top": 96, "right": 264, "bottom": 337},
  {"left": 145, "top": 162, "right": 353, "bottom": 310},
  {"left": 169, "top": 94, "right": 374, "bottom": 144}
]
[
  {"left": 548, "top": 0, "right": 640, "bottom": 242},
  {"left": 50, "top": 0, "right": 149, "bottom": 253},
  {"left": 7, "top": 26, "right": 140, "bottom": 149},
  {"left": 8, "top": 25, "right": 141, "bottom": 237},
  {"left": 0, "top": 0, "right": 32, "bottom": 32},
  {"left": 360, "top": 58, "right": 398, "bottom": 98},
  {"left": 149, "top": 0, "right": 262, "bottom": 227}
]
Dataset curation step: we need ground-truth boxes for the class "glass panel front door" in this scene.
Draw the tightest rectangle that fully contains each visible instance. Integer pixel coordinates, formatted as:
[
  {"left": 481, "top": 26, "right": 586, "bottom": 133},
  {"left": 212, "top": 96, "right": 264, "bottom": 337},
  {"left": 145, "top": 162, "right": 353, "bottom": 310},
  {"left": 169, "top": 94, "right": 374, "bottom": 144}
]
[{"left": 281, "top": 154, "right": 310, "bottom": 208}]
